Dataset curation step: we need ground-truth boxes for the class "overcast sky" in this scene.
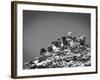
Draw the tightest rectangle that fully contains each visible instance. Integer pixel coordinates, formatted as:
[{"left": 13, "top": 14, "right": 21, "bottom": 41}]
[{"left": 23, "top": 10, "right": 90, "bottom": 65}]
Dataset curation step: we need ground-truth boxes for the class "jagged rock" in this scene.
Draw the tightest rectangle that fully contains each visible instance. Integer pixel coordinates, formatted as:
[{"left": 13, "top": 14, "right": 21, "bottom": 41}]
[{"left": 24, "top": 32, "right": 91, "bottom": 69}]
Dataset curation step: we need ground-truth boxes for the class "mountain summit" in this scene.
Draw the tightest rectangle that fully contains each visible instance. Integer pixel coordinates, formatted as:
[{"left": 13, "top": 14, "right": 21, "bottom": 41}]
[{"left": 24, "top": 32, "right": 91, "bottom": 69}]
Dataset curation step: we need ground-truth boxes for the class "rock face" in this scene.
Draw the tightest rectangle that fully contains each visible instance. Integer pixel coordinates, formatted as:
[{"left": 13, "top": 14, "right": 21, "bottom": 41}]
[{"left": 24, "top": 32, "right": 91, "bottom": 69}]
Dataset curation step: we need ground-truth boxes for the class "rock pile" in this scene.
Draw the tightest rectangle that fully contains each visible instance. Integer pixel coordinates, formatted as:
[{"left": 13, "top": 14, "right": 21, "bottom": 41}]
[{"left": 24, "top": 32, "right": 91, "bottom": 69}]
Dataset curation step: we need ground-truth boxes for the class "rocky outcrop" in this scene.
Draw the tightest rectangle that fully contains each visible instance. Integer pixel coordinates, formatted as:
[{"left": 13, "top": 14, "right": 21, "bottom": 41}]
[{"left": 24, "top": 32, "right": 91, "bottom": 69}]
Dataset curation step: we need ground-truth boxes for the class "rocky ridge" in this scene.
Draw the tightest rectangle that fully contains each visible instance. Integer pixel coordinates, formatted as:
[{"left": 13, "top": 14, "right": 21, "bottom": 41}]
[{"left": 24, "top": 32, "right": 91, "bottom": 69}]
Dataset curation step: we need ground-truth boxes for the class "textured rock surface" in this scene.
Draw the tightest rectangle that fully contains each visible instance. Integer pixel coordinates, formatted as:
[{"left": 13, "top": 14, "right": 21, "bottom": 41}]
[{"left": 24, "top": 32, "right": 91, "bottom": 69}]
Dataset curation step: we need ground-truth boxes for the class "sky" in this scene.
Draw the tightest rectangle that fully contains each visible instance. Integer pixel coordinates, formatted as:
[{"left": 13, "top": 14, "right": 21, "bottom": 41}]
[{"left": 23, "top": 10, "right": 90, "bottom": 65}]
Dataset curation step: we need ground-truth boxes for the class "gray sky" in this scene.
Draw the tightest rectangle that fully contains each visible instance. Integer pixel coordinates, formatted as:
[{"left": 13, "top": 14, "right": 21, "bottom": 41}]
[{"left": 23, "top": 10, "right": 90, "bottom": 64}]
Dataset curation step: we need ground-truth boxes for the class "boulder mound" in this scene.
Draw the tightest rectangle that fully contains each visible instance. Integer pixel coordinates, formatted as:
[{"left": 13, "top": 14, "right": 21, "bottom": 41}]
[{"left": 24, "top": 32, "right": 91, "bottom": 69}]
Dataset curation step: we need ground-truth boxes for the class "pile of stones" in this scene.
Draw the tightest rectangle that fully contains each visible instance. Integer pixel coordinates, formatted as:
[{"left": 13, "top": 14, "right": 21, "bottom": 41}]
[{"left": 24, "top": 32, "right": 91, "bottom": 69}]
